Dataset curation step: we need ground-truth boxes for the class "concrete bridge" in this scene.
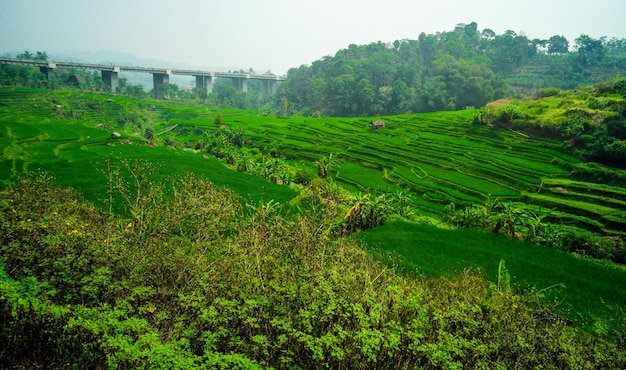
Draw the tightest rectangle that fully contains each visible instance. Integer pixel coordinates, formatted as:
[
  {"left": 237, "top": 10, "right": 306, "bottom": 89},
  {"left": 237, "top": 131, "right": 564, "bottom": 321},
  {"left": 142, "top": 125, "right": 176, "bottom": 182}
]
[{"left": 0, "top": 56, "right": 285, "bottom": 98}]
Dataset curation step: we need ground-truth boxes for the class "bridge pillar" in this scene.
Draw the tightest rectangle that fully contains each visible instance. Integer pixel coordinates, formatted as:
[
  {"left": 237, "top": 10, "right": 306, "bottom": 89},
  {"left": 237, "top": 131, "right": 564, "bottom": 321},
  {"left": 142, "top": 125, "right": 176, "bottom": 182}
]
[
  {"left": 260, "top": 80, "right": 270, "bottom": 99},
  {"left": 231, "top": 75, "right": 250, "bottom": 92},
  {"left": 39, "top": 62, "right": 56, "bottom": 79},
  {"left": 260, "top": 80, "right": 280, "bottom": 99},
  {"left": 101, "top": 67, "right": 120, "bottom": 93},
  {"left": 206, "top": 76, "right": 213, "bottom": 93},
  {"left": 195, "top": 74, "right": 213, "bottom": 93},
  {"left": 39, "top": 67, "right": 54, "bottom": 79},
  {"left": 152, "top": 71, "right": 171, "bottom": 99}
]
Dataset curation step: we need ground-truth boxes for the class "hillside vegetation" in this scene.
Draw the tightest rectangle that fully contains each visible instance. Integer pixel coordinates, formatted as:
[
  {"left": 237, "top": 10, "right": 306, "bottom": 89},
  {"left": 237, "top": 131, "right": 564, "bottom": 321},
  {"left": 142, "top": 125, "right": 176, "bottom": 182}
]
[
  {"left": 276, "top": 22, "right": 626, "bottom": 116},
  {"left": 3, "top": 22, "right": 625, "bottom": 118},
  {"left": 482, "top": 78, "right": 626, "bottom": 170},
  {"left": 1, "top": 170, "right": 625, "bottom": 368},
  {"left": 1, "top": 83, "right": 626, "bottom": 367}
]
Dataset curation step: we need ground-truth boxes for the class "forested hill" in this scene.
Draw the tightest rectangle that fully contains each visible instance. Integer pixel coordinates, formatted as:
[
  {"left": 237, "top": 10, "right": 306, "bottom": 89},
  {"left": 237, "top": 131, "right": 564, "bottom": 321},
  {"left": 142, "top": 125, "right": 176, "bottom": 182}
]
[{"left": 275, "top": 22, "right": 626, "bottom": 117}]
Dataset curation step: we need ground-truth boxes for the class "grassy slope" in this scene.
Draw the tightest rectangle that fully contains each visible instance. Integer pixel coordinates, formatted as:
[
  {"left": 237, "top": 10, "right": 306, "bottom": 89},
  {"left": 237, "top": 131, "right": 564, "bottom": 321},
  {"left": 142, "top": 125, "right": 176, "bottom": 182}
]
[
  {"left": 2, "top": 86, "right": 625, "bottom": 332},
  {"left": 220, "top": 109, "right": 626, "bottom": 235},
  {"left": 356, "top": 221, "right": 626, "bottom": 331},
  {"left": 0, "top": 87, "right": 296, "bottom": 206}
]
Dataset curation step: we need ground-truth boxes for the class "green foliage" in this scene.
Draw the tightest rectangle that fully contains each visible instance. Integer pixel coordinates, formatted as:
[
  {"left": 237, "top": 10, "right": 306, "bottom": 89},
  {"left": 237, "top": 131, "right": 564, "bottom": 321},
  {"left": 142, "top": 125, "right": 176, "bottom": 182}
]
[
  {"left": 0, "top": 64, "right": 51, "bottom": 88},
  {"left": 2, "top": 172, "right": 625, "bottom": 368},
  {"left": 16, "top": 50, "right": 49, "bottom": 60},
  {"left": 356, "top": 221, "right": 626, "bottom": 336},
  {"left": 3, "top": 87, "right": 625, "bottom": 257},
  {"left": 0, "top": 88, "right": 297, "bottom": 208},
  {"left": 445, "top": 194, "right": 626, "bottom": 264},
  {"left": 342, "top": 190, "right": 413, "bottom": 234},
  {"left": 488, "top": 81, "right": 626, "bottom": 169},
  {"left": 143, "top": 127, "right": 155, "bottom": 141},
  {"left": 532, "top": 87, "right": 561, "bottom": 99},
  {"left": 276, "top": 26, "right": 625, "bottom": 116},
  {"left": 497, "top": 259, "right": 511, "bottom": 291},
  {"left": 2, "top": 47, "right": 626, "bottom": 367},
  {"left": 214, "top": 113, "right": 223, "bottom": 126},
  {"left": 315, "top": 152, "right": 338, "bottom": 179}
]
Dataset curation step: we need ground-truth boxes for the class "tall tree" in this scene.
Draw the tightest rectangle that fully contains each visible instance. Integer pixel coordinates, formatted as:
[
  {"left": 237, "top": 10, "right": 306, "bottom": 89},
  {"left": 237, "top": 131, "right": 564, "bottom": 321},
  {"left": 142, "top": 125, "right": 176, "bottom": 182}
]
[
  {"left": 34, "top": 51, "right": 48, "bottom": 61},
  {"left": 548, "top": 35, "right": 569, "bottom": 54},
  {"left": 16, "top": 51, "right": 33, "bottom": 60},
  {"left": 575, "top": 34, "right": 606, "bottom": 66}
]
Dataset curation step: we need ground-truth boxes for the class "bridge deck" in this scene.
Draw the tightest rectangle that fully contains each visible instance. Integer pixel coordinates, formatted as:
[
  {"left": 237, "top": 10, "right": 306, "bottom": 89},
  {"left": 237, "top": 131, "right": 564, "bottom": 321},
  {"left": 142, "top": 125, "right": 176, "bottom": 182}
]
[{"left": 0, "top": 57, "right": 285, "bottom": 80}]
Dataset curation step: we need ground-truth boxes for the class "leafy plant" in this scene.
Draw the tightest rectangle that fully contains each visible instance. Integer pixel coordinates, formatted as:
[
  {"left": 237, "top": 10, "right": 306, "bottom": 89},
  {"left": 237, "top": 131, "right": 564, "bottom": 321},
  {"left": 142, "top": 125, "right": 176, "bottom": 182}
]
[
  {"left": 315, "top": 153, "right": 339, "bottom": 179},
  {"left": 497, "top": 259, "right": 511, "bottom": 292},
  {"left": 1, "top": 171, "right": 625, "bottom": 368}
]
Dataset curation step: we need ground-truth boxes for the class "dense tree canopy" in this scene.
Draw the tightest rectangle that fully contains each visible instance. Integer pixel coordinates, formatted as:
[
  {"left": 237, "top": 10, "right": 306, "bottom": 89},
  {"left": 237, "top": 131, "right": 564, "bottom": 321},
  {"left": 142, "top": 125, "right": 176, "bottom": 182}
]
[{"left": 274, "top": 23, "right": 626, "bottom": 117}]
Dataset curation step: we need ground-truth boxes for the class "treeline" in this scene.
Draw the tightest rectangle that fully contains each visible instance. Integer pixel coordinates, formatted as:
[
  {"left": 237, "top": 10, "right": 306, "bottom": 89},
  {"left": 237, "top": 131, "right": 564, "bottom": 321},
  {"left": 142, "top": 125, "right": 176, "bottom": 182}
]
[
  {"left": 4, "top": 21, "right": 626, "bottom": 117},
  {"left": 274, "top": 22, "right": 626, "bottom": 116}
]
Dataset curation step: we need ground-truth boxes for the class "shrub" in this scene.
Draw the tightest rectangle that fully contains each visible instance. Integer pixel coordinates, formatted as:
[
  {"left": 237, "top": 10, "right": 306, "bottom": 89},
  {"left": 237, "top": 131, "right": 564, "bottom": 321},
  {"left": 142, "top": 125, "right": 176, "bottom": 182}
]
[
  {"left": 532, "top": 87, "right": 561, "bottom": 99},
  {"left": 1, "top": 171, "right": 625, "bottom": 368},
  {"left": 293, "top": 167, "right": 316, "bottom": 185},
  {"left": 214, "top": 113, "right": 223, "bottom": 126}
]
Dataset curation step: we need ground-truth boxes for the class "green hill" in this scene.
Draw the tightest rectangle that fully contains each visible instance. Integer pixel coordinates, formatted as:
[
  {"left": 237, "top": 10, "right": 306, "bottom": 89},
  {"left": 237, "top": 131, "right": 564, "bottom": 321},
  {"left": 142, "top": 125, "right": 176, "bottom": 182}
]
[
  {"left": 276, "top": 24, "right": 626, "bottom": 117},
  {"left": 1, "top": 86, "right": 626, "bottom": 367},
  {"left": 356, "top": 221, "right": 626, "bottom": 331},
  {"left": 0, "top": 88, "right": 296, "bottom": 206}
]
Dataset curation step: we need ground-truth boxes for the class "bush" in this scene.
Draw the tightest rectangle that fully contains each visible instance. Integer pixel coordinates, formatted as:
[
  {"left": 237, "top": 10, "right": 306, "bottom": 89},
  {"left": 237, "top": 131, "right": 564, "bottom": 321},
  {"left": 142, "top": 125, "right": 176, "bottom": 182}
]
[
  {"left": 214, "top": 113, "right": 223, "bottom": 126},
  {"left": 532, "top": 87, "right": 561, "bottom": 99},
  {"left": 293, "top": 167, "right": 315, "bottom": 185},
  {"left": 1, "top": 171, "right": 625, "bottom": 368}
]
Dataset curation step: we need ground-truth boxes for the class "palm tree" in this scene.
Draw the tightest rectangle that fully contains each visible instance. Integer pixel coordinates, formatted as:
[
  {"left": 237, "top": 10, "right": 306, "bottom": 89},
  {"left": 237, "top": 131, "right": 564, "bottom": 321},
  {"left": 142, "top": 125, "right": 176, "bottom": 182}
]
[
  {"left": 482, "top": 194, "right": 501, "bottom": 231},
  {"left": 17, "top": 51, "right": 33, "bottom": 60},
  {"left": 522, "top": 212, "right": 546, "bottom": 244},
  {"left": 343, "top": 191, "right": 394, "bottom": 233},
  {"left": 498, "top": 202, "right": 524, "bottom": 239},
  {"left": 235, "top": 149, "right": 256, "bottom": 172},
  {"left": 226, "top": 128, "right": 245, "bottom": 147},
  {"left": 256, "top": 157, "right": 286, "bottom": 184},
  {"left": 35, "top": 51, "right": 48, "bottom": 61},
  {"left": 391, "top": 190, "right": 414, "bottom": 218},
  {"left": 343, "top": 193, "right": 371, "bottom": 233},
  {"left": 316, "top": 153, "right": 338, "bottom": 179}
]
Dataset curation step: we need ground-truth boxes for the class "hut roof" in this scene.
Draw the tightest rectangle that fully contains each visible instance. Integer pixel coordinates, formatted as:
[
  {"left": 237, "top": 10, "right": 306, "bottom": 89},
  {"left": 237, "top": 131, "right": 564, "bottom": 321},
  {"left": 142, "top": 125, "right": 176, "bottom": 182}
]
[{"left": 370, "top": 119, "right": 385, "bottom": 129}]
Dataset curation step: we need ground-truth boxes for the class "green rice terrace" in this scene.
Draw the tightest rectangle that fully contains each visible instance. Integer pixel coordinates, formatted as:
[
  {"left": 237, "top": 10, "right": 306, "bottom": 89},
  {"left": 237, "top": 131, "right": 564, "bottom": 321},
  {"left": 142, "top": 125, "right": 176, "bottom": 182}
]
[
  {"left": 4, "top": 87, "right": 624, "bottom": 235},
  {"left": 225, "top": 109, "right": 626, "bottom": 236},
  {"left": 2, "top": 86, "right": 626, "bottom": 367}
]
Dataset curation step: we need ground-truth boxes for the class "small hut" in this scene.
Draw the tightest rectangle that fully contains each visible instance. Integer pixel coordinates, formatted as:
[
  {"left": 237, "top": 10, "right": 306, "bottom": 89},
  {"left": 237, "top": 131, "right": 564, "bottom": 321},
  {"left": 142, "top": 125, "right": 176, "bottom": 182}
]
[
  {"left": 370, "top": 119, "right": 385, "bottom": 130},
  {"left": 110, "top": 132, "right": 121, "bottom": 140}
]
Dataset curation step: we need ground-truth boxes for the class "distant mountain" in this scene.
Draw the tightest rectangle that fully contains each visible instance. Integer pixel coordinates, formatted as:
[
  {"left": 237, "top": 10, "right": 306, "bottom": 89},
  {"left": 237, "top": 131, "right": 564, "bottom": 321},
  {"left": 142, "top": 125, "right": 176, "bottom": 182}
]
[{"left": 43, "top": 49, "right": 237, "bottom": 72}]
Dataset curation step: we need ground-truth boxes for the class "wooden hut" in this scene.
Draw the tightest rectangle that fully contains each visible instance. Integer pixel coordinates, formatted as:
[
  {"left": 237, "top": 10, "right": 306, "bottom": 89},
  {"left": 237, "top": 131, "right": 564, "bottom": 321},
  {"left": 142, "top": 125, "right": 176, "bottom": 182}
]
[{"left": 370, "top": 119, "right": 385, "bottom": 130}]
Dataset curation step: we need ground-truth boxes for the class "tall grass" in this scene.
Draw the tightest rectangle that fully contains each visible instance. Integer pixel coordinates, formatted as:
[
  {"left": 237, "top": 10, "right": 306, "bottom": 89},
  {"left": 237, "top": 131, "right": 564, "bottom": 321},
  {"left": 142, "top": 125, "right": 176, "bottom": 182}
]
[{"left": 356, "top": 221, "right": 626, "bottom": 332}]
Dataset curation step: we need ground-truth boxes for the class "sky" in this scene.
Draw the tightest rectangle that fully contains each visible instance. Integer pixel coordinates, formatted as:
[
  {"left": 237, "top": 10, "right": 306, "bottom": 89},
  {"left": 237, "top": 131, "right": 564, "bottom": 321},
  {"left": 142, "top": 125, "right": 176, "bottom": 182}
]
[{"left": 1, "top": 0, "right": 625, "bottom": 75}]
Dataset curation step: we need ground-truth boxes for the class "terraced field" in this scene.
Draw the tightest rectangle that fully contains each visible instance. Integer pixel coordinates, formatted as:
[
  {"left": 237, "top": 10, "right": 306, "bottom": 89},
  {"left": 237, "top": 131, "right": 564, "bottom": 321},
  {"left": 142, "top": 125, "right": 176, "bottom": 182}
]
[
  {"left": 215, "top": 110, "right": 626, "bottom": 236},
  {"left": 0, "top": 88, "right": 295, "bottom": 206},
  {"left": 2, "top": 87, "right": 626, "bottom": 236},
  {"left": 2, "top": 87, "right": 626, "bottom": 334}
]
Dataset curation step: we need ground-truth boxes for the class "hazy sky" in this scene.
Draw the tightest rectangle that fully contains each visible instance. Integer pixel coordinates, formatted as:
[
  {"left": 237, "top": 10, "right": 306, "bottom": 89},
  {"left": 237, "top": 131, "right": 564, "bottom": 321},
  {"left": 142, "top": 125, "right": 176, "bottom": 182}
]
[{"left": 1, "top": 0, "right": 625, "bottom": 74}]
